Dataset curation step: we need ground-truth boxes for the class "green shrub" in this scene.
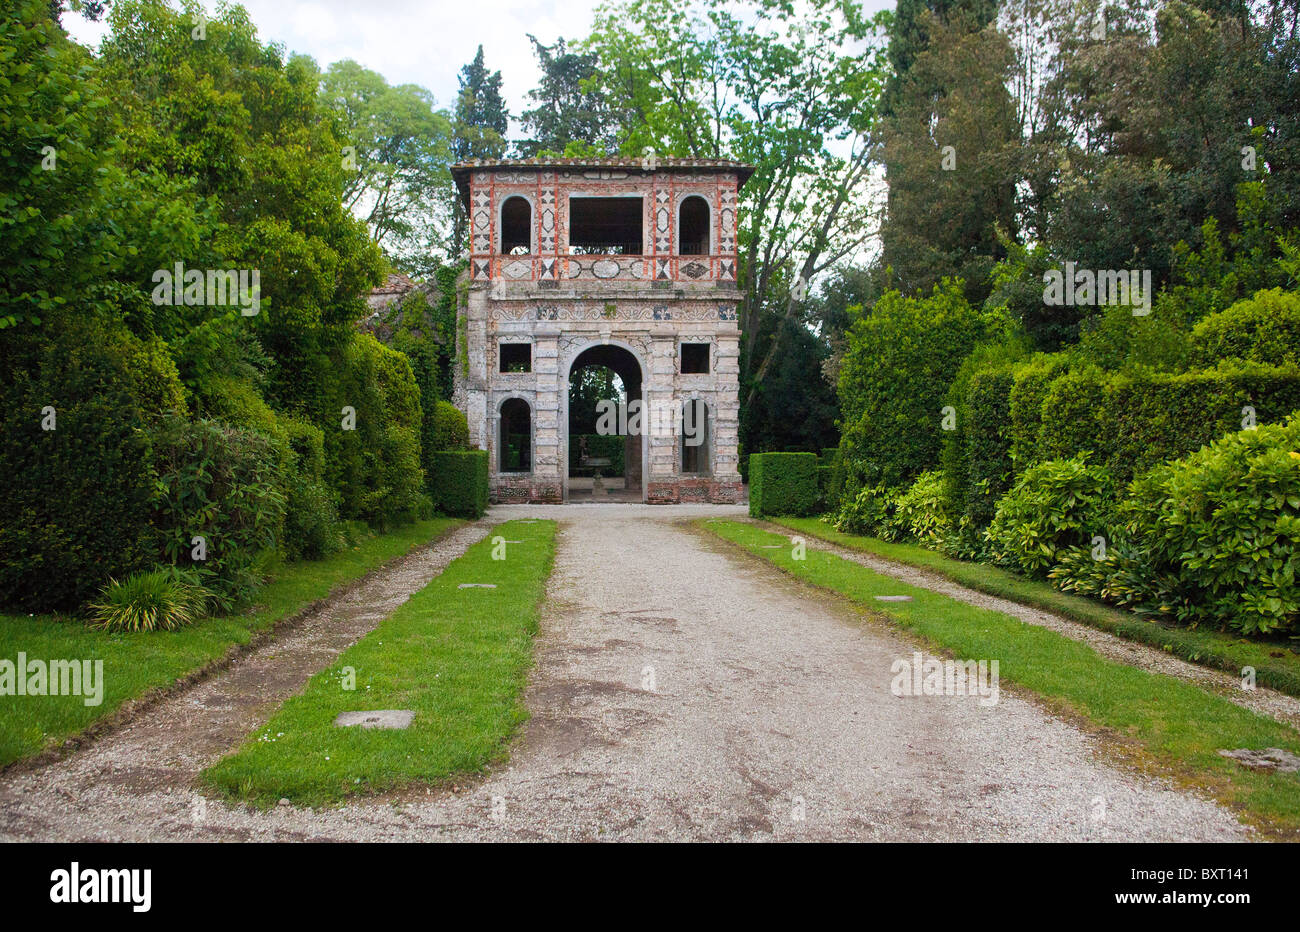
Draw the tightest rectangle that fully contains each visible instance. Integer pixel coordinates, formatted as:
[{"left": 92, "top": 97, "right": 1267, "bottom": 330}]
[
  {"left": 1007, "top": 354, "right": 1068, "bottom": 468},
  {"left": 322, "top": 333, "right": 427, "bottom": 530},
  {"left": 1035, "top": 367, "right": 1111, "bottom": 466},
  {"left": 987, "top": 456, "right": 1115, "bottom": 579},
  {"left": 283, "top": 473, "right": 343, "bottom": 561},
  {"left": 893, "top": 471, "right": 953, "bottom": 545},
  {"left": 834, "top": 483, "right": 900, "bottom": 536},
  {"left": 944, "top": 363, "right": 1017, "bottom": 530},
  {"left": 429, "top": 450, "right": 489, "bottom": 517},
  {"left": 0, "top": 320, "right": 187, "bottom": 612},
  {"left": 1191, "top": 288, "right": 1300, "bottom": 368},
  {"left": 836, "top": 282, "right": 986, "bottom": 491},
  {"left": 1114, "top": 414, "right": 1300, "bottom": 635},
  {"left": 88, "top": 568, "right": 211, "bottom": 633},
  {"left": 1022, "top": 360, "right": 1300, "bottom": 484},
  {"left": 430, "top": 400, "right": 470, "bottom": 452},
  {"left": 748, "top": 452, "right": 821, "bottom": 518},
  {"left": 151, "top": 417, "right": 288, "bottom": 610}
]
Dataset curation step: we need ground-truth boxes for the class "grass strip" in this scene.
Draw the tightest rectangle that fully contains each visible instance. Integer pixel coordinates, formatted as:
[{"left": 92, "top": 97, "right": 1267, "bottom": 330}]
[
  {"left": 0, "top": 518, "right": 463, "bottom": 769},
  {"left": 203, "top": 519, "right": 557, "bottom": 807},
  {"left": 703, "top": 518, "right": 1300, "bottom": 838},
  {"left": 768, "top": 516, "right": 1300, "bottom": 699}
]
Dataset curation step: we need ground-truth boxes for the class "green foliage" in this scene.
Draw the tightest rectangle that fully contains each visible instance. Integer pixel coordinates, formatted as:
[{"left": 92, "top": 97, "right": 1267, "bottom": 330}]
[
  {"left": 1115, "top": 415, "right": 1300, "bottom": 636},
  {"left": 891, "top": 470, "right": 953, "bottom": 546},
  {"left": 568, "top": 433, "right": 626, "bottom": 477},
  {"left": 1191, "top": 288, "right": 1300, "bottom": 368},
  {"left": 986, "top": 456, "right": 1115, "bottom": 579},
  {"left": 322, "top": 332, "right": 428, "bottom": 530},
  {"left": 150, "top": 417, "right": 289, "bottom": 610},
  {"left": 88, "top": 568, "right": 211, "bottom": 633},
  {"left": 431, "top": 401, "right": 470, "bottom": 452},
  {"left": 1007, "top": 354, "right": 1068, "bottom": 469},
  {"left": 428, "top": 450, "right": 489, "bottom": 518},
  {"left": 0, "top": 318, "right": 186, "bottom": 612},
  {"left": 1075, "top": 301, "right": 1194, "bottom": 374},
  {"left": 748, "top": 452, "right": 820, "bottom": 518},
  {"left": 837, "top": 281, "right": 986, "bottom": 491},
  {"left": 1021, "top": 361, "right": 1300, "bottom": 484},
  {"left": 879, "top": 11, "right": 1019, "bottom": 304},
  {"left": 834, "top": 483, "right": 901, "bottom": 538}
]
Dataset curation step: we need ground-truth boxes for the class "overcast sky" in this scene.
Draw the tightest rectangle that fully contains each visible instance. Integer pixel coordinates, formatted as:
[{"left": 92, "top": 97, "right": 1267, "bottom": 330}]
[{"left": 64, "top": 0, "right": 895, "bottom": 126}]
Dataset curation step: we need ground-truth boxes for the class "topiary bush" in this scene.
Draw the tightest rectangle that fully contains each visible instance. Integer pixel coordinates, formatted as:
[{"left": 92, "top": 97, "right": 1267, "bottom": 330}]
[
  {"left": 322, "top": 332, "right": 428, "bottom": 530},
  {"left": 748, "top": 452, "right": 821, "bottom": 518},
  {"left": 430, "top": 400, "right": 470, "bottom": 452},
  {"left": 986, "top": 455, "right": 1115, "bottom": 578},
  {"left": 836, "top": 282, "right": 986, "bottom": 492},
  {"left": 428, "top": 450, "right": 489, "bottom": 517},
  {"left": 1191, "top": 288, "right": 1300, "bottom": 369}
]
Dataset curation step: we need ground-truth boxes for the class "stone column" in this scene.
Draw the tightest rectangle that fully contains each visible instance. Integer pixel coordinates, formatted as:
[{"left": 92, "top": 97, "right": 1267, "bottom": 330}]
[{"left": 531, "top": 327, "right": 563, "bottom": 502}]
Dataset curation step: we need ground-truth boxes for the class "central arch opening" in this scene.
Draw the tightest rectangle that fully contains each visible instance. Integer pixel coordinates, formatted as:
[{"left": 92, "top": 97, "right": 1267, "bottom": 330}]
[{"left": 567, "top": 344, "right": 643, "bottom": 502}]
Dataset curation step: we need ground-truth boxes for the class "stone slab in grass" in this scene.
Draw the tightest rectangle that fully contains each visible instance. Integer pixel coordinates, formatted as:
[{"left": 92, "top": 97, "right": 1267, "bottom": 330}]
[
  {"left": 875, "top": 595, "right": 913, "bottom": 602},
  {"left": 1219, "top": 748, "right": 1300, "bottom": 773},
  {"left": 457, "top": 583, "right": 498, "bottom": 589},
  {"left": 334, "top": 710, "right": 414, "bottom": 730}
]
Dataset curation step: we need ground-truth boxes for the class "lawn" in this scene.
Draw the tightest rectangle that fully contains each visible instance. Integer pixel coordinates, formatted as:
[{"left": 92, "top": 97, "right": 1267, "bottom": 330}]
[
  {"left": 0, "top": 518, "right": 463, "bottom": 769},
  {"left": 702, "top": 518, "right": 1300, "bottom": 838},
  {"left": 767, "top": 515, "right": 1300, "bottom": 698},
  {"left": 203, "top": 519, "right": 557, "bottom": 807}
]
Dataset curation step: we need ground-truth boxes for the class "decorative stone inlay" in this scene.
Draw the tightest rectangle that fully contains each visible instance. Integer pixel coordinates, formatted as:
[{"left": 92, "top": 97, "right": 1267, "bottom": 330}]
[{"left": 334, "top": 710, "right": 415, "bottom": 730}]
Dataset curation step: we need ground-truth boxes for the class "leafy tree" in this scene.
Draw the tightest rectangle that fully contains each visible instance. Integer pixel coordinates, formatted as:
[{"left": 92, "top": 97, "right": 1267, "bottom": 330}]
[
  {"left": 517, "top": 36, "right": 621, "bottom": 156},
  {"left": 878, "top": 11, "right": 1020, "bottom": 303},
  {"left": 321, "top": 59, "right": 455, "bottom": 272},
  {"left": 584, "top": 0, "right": 888, "bottom": 461},
  {"left": 450, "top": 45, "right": 509, "bottom": 252}
]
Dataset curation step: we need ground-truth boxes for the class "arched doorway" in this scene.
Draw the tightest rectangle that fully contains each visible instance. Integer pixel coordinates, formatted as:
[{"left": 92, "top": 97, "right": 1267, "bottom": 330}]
[{"left": 565, "top": 343, "right": 644, "bottom": 502}]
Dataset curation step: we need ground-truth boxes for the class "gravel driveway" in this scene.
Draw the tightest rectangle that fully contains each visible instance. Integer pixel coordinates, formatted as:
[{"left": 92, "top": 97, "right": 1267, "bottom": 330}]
[{"left": 0, "top": 505, "right": 1249, "bottom": 841}]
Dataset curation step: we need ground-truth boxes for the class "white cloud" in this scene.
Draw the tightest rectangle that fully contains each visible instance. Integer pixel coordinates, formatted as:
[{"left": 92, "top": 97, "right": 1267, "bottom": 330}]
[{"left": 63, "top": 0, "right": 603, "bottom": 118}]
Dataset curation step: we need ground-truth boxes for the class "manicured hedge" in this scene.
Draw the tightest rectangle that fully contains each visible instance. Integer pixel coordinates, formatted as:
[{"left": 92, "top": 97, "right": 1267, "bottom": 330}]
[
  {"left": 1033, "top": 361, "right": 1300, "bottom": 482},
  {"left": 836, "top": 283, "right": 986, "bottom": 491},
  {"left": 430, "top": 400, "right": 470, "bottom": 453},
  {"left": 951, "top": 365, "right": 1016, "bottom": 528},
  {"left": 429, "top": 450, "right": 489, "bottom": 518},
  {"left": 749, "top": 452, "right": 820, "bottom": 517}
]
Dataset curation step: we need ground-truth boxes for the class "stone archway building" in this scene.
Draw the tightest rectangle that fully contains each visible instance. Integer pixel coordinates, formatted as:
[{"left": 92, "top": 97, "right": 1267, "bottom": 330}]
[{"left": 450, "top": 158, "right": 752, "bottom": 504}]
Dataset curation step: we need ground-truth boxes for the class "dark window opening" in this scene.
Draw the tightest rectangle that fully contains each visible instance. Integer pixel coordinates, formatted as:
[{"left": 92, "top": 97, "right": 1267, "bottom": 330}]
[
  {"left": 568, "top": 197, "right": 643, "bottom": 255},
  {"left": 681, "top": 343, "right": 710, "bottom": 374},
  {"left": 500, "top": 343, "right": 531, "bottom": 373},
  {"left": 500, "top": 398, "right": 531, "bottom": 473},
  {"left": 679, "top": 196, "right": 709, "bottom": 255},
  {"left": 501, "top": 197, "right": 531, "bottom": 255},
  {"left": 681, "top": 399, "right": 709, "bottom": 474}
]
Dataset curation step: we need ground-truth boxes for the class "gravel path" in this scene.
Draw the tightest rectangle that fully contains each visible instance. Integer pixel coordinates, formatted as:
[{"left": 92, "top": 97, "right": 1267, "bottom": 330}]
[
  {"left": 759, "top": 519, "right": 1300, "bottom": 731},
  {"left": 0, "top": 505, "right": 1250, "bottom": 841}
]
